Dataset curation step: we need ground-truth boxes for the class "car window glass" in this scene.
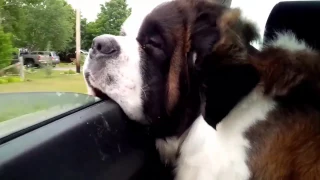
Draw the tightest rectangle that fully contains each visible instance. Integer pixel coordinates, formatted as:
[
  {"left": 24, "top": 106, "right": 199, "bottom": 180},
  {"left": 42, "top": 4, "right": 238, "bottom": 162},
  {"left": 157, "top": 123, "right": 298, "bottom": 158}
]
[{"left": 0, "top": 92, "right": 100, "bottom": 139}]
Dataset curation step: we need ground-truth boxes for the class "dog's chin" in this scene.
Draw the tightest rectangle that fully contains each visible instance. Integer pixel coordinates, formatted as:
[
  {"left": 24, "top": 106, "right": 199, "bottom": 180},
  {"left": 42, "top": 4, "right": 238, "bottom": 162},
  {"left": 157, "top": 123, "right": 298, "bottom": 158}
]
[
  {"left": 84, "top": 72, "right": 110, "bottom": 100},
  {"left": 89, "top": 86, "right": 110, "bottom": 101}
]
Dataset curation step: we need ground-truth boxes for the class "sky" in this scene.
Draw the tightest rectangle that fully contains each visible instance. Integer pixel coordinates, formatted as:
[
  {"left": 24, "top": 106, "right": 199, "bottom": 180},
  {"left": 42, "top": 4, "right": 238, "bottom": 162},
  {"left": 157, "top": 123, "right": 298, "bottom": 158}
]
[{"left": 66, "top": 0, "right": 289, "bottom": 38}]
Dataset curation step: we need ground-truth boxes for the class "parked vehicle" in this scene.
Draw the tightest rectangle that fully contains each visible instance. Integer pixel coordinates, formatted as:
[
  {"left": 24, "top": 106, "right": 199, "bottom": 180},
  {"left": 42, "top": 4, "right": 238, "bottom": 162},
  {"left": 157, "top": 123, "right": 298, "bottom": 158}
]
[{"left": 22, "top": 51, "right": 60, "bottom": 68}]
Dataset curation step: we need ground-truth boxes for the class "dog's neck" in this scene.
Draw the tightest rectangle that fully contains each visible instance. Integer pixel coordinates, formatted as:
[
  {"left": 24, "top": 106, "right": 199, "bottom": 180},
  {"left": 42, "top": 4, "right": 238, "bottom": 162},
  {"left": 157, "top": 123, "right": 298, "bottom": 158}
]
[
  {"left": 149, "top": 75, "right": 202, "bottom": 139},
  {"left": 149, "top": 45, "right": 260, "bottom": 140},
  {"left": 195, "top": 44, "right": 261, "bottom": 129}
]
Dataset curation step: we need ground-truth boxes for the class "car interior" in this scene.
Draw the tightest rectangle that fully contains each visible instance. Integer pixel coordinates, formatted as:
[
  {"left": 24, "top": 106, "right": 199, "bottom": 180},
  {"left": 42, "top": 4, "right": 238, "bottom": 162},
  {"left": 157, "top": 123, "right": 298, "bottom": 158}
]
[{"left": 0, "top": 1, "right": 319, "bottom": 179}]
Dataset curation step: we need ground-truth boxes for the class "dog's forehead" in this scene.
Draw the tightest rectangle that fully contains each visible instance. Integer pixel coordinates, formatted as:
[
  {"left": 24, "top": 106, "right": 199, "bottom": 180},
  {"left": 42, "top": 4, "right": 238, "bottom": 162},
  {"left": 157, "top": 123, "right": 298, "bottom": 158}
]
[
  {"left": 121, "top": 0, "right": 172, "bottom": 37},
  {"left": 137, "top": 1, "right": 189, "bottom": 40}
]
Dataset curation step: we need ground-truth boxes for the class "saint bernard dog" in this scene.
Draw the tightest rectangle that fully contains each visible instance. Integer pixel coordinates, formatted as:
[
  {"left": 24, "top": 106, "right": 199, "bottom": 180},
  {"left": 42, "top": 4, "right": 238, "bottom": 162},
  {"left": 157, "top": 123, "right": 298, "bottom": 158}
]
[{"left": 84, "top": 0, "right": 320, "bottom": 179}]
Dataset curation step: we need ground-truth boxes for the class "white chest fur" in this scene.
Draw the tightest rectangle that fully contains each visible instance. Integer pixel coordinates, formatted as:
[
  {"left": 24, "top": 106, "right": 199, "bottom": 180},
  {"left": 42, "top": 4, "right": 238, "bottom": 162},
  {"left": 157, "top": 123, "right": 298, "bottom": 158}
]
[{"left": 157, "top": 89, "right": 276, "bottom": 180}]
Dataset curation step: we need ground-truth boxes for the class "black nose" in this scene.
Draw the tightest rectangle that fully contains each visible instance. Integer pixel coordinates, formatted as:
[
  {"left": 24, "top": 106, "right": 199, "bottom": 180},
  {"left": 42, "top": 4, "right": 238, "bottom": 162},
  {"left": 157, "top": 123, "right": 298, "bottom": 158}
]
[{"left": 91, "top": 35, "right": 120, "bottom": 56}]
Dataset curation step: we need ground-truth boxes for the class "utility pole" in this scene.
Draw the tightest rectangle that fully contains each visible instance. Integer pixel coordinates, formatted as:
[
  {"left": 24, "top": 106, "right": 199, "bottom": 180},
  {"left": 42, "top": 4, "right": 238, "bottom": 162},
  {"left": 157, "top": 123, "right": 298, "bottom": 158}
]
[{"left": 75, "top": 8, "right": 81, "bottom": 73}]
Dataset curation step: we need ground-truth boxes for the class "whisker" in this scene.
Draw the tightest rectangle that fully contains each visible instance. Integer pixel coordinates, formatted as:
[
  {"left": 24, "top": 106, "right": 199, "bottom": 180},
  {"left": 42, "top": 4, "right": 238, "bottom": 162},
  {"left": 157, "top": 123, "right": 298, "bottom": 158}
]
[{"left": 141, "top": 84, "right": 149, "bottom": 99}]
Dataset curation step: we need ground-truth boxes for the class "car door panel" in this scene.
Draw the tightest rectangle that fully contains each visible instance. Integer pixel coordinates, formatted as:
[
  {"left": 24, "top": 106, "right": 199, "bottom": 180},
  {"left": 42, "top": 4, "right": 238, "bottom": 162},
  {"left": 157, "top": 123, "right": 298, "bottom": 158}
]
[{"left": 0, "top": 101, "right": 172, "bottom": 180}]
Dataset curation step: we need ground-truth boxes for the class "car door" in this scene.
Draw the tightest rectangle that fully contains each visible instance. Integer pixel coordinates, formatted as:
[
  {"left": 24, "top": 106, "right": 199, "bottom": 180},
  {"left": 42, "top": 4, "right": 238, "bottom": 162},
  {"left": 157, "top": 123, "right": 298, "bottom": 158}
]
[{"left": 0, "top": 92, "right": 172, "bottom": 180}]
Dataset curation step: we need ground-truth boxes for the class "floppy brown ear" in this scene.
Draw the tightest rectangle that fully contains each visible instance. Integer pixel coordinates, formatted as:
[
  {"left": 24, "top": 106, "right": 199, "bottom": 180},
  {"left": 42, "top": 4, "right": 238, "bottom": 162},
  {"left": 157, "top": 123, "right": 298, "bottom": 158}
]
[
  {"left": 190, "top": 6, "right": 260, "bottom": 128},
  {"left": 191, "top": 7, "right": 259, "bottom": 67},
  {"left": 212, "top": 8, "right": 260, "bottom": 62}
]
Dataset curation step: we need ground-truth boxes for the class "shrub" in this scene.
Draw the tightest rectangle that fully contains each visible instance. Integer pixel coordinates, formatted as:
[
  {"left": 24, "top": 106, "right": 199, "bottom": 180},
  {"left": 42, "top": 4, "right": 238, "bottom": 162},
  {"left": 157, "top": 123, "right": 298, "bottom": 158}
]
[
  {"left": 0, "top": 76, "right": 22, "bottom": 84},
  {"left": 0, "top": 29, "right": 15, "bottom": 69},
  {"left": 7, "top": 77, "right": 22, "bottom": 83},
  {"left": 0, "top": 78, "right": 8, "bottom": 84},
  {"left": 43, "top": 64, "right": 53, "bottom": 77}
]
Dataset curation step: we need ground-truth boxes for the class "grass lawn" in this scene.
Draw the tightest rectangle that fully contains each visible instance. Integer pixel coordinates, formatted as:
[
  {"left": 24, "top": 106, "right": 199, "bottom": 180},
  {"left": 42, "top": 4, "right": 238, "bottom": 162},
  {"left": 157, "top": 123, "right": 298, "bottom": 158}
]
[
  {"left": 0, "top": 69, "right": 87, "bottom": 94},
  {"left": 57, "top": 62, "right": 74, "bottom": 68},
  {"left": 0, "top": 69, "right": 94, "bottom": 123},
  {"left": 0, "top": 92, "right": 96, "bottom": 123}
]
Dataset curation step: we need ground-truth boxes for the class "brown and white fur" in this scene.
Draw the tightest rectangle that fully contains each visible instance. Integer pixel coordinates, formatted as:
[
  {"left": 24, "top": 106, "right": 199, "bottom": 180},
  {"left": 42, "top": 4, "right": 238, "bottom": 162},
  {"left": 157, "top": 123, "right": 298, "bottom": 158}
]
[{"left": 83, "top": 0, "right": 320, "bottom": 179}]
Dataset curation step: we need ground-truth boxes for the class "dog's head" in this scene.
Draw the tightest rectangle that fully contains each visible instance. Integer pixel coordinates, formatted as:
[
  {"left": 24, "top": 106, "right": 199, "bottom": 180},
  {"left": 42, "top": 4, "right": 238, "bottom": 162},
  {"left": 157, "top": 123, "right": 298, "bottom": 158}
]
[{"left": 84, "top": 0, "right": 260, "bottom": 135}]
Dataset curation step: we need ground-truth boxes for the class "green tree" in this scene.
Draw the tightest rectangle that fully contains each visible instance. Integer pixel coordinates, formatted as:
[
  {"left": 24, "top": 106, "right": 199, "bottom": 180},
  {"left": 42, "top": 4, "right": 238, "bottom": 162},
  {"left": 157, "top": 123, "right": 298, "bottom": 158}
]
[
  {"left": 0, "top": 0, "right": 75, "bottom": 51},
  {"left": 0, "top": 28, "right": 14, "bottom": 69},
  {"left": 81, "top": 21, "right": 100, "bottom": 50},
  {"left": 58, "top": 15, "right": 87, "bottom": 62},
  {"left": 81, "top": 18, "right": 94, "bottom": 51},
  {"left": 0, "top": 0, "right": 76, "bottom": 66},
  {"left": 22, "top": 0, "right": 74, "bottom": 51},
  {"left": 0, "top": 0, "right": 42, "bottom": 46},
  {"left": 0, "top": 0, "right": 40, "bottom": 69},
  {"left": 80, "top": 0, "right": 131, "bottom": 50},
  {"left": 96, "top": 0, "right": 131, "bottom": 35}
]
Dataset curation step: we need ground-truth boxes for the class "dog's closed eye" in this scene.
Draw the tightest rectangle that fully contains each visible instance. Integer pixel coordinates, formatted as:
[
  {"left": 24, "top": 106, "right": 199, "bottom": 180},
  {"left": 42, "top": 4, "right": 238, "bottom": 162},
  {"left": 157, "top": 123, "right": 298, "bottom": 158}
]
[{"left": 149, "top": 36, "right": 164, "bottom": 49}]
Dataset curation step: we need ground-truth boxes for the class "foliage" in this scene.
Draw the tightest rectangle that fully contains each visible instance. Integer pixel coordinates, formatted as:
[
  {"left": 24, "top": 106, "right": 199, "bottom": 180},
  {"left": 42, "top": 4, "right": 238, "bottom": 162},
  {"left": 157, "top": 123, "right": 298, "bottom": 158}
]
[
  {"left": 60, "top": 0, "right": 131, "bottom": 59},
  {"left": 80, "top": 18, "right": 90, "bottom": 51},
  {"left": 97, "top": 0, "right": 131, "bottom": 35},
  {"left": 0, "top": 0, "right": 74, "bottom": 51},
  {"left": 0, "top": 78, "right": 6, "bottom": 84},
  {"left": 81, "top": 0, "right": 131, "bottom": 50},
  {"left": 0, "top": 76, "right": 22, "bottom": 84},
  {"left": 0, "top": 0, "right": 42, "bottom": 46},
  {"left": 58, "top": 15, "right": 85, "bottom": 62},
  {"left": 0, "top": 0, "right": 131, "bottom": 66},
  {"left": 7, "top": 76, "right": 21, "bottom": 82},
  {"left": 0, "top": 28, "right": 14, "bottom": 69},
  {"left": 22, "top": 0, "right": 74, "bottom": 51},
  {"left": 81, "top": 21, "right": 98, "bottom": 50}
]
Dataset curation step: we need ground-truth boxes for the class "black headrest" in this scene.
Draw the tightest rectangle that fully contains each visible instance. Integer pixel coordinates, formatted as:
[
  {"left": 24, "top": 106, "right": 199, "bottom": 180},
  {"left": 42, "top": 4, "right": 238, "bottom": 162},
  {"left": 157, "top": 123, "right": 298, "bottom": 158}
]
[{"left": 263, "top": 1, "right": 320, "bottom": 51}]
